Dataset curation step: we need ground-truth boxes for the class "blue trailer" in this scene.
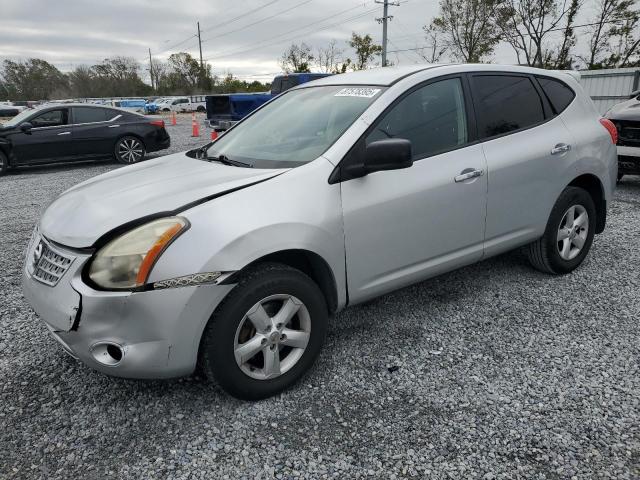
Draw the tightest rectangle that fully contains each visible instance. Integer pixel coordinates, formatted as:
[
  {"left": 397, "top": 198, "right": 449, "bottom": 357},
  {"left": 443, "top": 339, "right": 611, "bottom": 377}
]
[{"left": 206, "top": 73, "right": 331, "bottom": 130}]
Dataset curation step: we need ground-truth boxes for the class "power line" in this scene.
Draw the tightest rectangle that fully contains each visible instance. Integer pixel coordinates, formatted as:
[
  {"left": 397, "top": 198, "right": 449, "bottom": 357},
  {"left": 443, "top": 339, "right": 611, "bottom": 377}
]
[
  {"left": 202, "top": 3, "right": 379, "bottom": 61},
  {"left": 200, "top": 0, "right": 284, "bottom": 34},
  {"left": 201, "top": 0, "right": 315, "bottom": 44}
]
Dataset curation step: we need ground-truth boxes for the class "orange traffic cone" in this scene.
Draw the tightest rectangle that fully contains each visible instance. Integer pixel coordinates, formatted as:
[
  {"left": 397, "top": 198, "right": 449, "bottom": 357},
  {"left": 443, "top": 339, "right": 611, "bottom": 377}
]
[
  {"left": 171, "top": 111, "right": 176, "bottom": 126},
  {"left": 191, "top": 114, "right": 200, "bottom": 137},
  {"left": 210, "top": 130, "right": 218, "bottom": 141}
]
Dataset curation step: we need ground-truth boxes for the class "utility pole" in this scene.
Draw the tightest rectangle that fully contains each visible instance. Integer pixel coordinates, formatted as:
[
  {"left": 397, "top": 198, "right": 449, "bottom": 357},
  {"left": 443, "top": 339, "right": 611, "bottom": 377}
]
[
  {"left": 375, "top": 0, "right": 400, "bottom": 67},
  {"left": 148, "top": 48, "right": 155, "bottom": 91},
  {"left": 197, "top": 21, "right": 204, "bottom": 89}
]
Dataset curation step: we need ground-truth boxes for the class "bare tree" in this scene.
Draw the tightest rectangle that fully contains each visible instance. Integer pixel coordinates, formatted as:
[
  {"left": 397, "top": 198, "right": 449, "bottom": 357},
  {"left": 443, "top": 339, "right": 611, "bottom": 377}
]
[
  {"left": 428, "top": 0, "right": 501, "bottom": 63},
  {"left": 280, "top": 43, "right": 315, "bottom": 73},
  {"left": 316, "top": 40, "right": 345, "bottom": 73},
  {"left": 495, "top": 0, "right": 582, "bottom": 67},
  {"left": 419, "top": 22, "right": 449, "bottom": 62},
  {"left": 583, "top": 0, "right": 639, "bottom": 68}
]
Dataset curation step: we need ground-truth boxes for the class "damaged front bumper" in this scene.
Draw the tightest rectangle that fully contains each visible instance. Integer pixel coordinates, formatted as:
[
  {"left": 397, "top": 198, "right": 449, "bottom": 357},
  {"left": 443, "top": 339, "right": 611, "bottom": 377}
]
[{"left": 22, "top": 234, "right": 234, "bottom": 379}]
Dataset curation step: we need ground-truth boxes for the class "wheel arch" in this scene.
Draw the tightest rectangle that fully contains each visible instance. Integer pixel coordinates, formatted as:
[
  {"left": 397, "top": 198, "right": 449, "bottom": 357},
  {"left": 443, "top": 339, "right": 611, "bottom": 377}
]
[
  {"left": 567, "top": 174, "right": 606, "bottom": 234},
  {"left": 226, "top": 249, "right": 339, "bottom": 314}
]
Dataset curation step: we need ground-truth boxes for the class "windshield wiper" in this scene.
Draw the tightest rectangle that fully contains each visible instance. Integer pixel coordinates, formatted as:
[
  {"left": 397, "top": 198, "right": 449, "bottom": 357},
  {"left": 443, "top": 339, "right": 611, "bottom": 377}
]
[{"left": 206, "top": 154, "right": 253, "bottom": 168}]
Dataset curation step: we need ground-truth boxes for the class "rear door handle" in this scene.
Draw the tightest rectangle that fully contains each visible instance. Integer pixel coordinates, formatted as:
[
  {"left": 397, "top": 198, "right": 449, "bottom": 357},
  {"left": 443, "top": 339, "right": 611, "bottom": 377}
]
[
  {"left": 454, "top": 168, "right": 484, "bottom": 183},
  {"left": 108, "top": 124, "right": 120, "bottom": 128},
  {"left": 551, "top": 143, "right": 571, "bottom": 155},
  {"left": 57, "top": 131, "right": 71, "bottom": 136}
]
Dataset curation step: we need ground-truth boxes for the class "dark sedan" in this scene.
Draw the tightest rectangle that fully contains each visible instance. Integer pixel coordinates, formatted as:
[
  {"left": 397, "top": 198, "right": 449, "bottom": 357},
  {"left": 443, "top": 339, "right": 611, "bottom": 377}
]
[{"left": 0, "top": 104, "right": 170, "bottom": 175}]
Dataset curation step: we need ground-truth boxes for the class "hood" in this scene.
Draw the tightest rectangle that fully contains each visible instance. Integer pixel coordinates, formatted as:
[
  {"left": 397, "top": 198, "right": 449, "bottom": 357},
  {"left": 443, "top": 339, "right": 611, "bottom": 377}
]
[
  {"left": 40, "top": 152, "right": 288, "bottom": 248},
  {"left": 606, "top": 96, "right": 640, "bottom": 121}
]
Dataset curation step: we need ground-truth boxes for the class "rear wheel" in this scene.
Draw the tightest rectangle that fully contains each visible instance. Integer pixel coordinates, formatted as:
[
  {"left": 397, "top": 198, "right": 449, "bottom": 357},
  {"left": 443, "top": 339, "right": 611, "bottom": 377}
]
[
  {"left": 196, "top": 106, "right": 206, "bottom": 113},
  {"left": 115, "top": 136, "right": 145, "bottom": 164},
  {"left": 199, "top": 263, "right": 328, "bottom": 400},
  {"left": 0, "top": 151, "right": 7, "bottom": 176},
  {"left": 526, "top": 186, "right": 596, "bottom": 274}
]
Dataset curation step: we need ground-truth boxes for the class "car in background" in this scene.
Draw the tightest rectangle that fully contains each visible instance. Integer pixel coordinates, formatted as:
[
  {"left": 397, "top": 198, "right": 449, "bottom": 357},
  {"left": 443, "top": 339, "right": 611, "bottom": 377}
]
[
  {"left": 206, "top": 72, "right": 332, "bottom": 130},
  {"left": 605, "top": 89, "right": 640, "bottom": 180},
  {"left": 0, "top": 101, "right": 28, "bottom": 117},
  {"left": 0, "top": 103, "right": 170, "bottom": 174},
  {"left": 160, "top": 96, "right": 207, "bottom": 113},
  {"left": 110, "top": 99, "right": 147, "bottom": 113}
]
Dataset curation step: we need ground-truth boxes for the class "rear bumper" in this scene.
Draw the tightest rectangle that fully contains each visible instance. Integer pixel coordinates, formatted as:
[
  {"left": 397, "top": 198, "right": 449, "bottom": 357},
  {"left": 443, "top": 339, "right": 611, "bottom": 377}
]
[
  {"left": 147, "top": 133, "right": 171, "bottom": 153},
  {"left": 617, "top": 146, "right": 640, "bottom": 174},
  {"left": 207, "top": 119, "right": 238, "bottom": 130},
  {"left": 22, "top": 235, "right": 234, "bottom": 379}
]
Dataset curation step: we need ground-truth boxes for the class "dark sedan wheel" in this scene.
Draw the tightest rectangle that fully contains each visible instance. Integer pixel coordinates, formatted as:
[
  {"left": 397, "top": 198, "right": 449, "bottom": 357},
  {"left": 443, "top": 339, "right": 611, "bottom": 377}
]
[
  {"left": 0, "top": 151, "right": 7, "bottom": 176},
  {"left": 115, "top": 136, "right": 145, "bottom": 164}
]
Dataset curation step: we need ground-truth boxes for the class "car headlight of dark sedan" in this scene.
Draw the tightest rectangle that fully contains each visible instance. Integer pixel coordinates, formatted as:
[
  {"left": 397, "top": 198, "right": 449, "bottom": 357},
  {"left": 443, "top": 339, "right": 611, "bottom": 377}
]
[{"left": 88, "top": 217, "right": 189, "bottom": 289}]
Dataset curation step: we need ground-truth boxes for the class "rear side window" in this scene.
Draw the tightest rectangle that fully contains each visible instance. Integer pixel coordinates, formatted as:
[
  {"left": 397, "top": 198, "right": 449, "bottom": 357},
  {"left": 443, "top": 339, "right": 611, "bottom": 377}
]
[
  {"left": 472, "top": 75, "right": 545, "bottom": 139},
  {"left": 536, "top": 77, "right": 575, "bottom": 114},
  {"left": 73, "top": 107, "right": 109, "bottom": 124}
]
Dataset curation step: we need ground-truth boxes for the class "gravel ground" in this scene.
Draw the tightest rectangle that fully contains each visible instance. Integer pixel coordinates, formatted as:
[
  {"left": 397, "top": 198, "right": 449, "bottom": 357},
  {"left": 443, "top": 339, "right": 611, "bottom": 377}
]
[{"left": 0, "top": 120, "right": 639, "bottom": 479}]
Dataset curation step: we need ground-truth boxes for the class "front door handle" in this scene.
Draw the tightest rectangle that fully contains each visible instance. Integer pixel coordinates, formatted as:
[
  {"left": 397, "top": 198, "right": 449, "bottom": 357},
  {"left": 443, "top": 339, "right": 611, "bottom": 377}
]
[
  {"left": 454, "top": 168, "right": 484, "bottom": 183},
  {"left": 57, "top": 131, "right": 71, "bottom": 136},
  {"left": 551, "top": 143, "right": 571, "bottom": 155}
]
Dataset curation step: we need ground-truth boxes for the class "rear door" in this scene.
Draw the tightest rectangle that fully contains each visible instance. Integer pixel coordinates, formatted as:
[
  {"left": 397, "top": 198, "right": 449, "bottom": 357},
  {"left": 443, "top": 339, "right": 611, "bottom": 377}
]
[
  {"left": 469, "top": 73, "right": 578, "bottom": 256},
  {"left": 11, "top": 108, "right": 73, "bottom": 164},
  {"left": 71, "top": 107, "right": 121, "bottom": 158}
]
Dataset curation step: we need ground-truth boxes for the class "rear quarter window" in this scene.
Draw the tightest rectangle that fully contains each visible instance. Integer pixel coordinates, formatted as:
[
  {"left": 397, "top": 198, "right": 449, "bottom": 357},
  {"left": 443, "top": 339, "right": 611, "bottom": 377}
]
[
  {"left": 471, "top": 74, "right": 545, "bottom": 139},
  {"left": 536, "top": 76, "right": 575, "bottom": 114}
]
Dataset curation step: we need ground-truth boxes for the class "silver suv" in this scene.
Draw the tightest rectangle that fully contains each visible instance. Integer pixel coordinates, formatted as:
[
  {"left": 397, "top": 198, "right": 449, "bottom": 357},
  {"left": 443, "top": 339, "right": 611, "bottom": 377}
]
[{"left": 23, "top": 65, "right": 618, "bottom": 400}]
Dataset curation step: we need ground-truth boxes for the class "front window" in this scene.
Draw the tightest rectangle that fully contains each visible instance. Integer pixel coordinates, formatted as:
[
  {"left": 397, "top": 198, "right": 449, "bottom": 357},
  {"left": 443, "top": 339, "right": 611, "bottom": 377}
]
[
  {"left": 30, "top": 109, "right": 69, "bottom": 128},
  {"left": 206, "top": 85, "right": 384, "bottom": 168}
]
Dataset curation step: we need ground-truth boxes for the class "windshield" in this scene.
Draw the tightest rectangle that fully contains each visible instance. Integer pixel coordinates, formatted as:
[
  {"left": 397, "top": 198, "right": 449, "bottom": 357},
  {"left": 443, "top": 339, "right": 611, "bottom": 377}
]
[
  {"left": 206, "top": 85, "right": 384, "bottom": 168},
  {"left": 1, "top": 109, "right": 34, "bottom": 127}
]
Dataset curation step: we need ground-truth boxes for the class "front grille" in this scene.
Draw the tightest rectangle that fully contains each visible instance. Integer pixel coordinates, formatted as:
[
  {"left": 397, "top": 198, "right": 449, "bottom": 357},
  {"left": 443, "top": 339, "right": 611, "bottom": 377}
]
[
  {"left": 613, "top": 120, "right": 640, "bottom": 146},
  {"left": 32, "top": 239, "right": 74, "bottom": 286}
]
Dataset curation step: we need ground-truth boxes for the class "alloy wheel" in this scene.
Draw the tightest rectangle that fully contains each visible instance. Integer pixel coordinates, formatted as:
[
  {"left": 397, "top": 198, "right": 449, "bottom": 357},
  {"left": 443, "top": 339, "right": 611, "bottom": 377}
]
[
  {"left": 233, "top": 294, "right": 311, "bottom": 380},
  {"left": 118, "top": 138, "right": 144, "bottom": 163},
  {"left": 556, "top": 205, "right": 589, "bottom": 261}
]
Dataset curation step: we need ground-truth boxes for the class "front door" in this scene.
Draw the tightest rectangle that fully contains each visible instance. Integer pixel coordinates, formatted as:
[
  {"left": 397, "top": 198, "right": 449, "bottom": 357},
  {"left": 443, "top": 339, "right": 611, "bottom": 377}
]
[
  {"left": 340, "top": 77, "right": 488, "bottom": 303},
  {"left": 11, "top": 108, "right": 74, "bottom": 164}
]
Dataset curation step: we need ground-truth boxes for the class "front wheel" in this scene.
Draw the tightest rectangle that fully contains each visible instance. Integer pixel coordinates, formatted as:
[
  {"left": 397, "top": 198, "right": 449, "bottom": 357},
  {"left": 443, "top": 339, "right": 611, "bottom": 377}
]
[
  {"left": 526, "top": 186, "right": 596, "bottom": 274},
  {"left": 115, "top": 136, "right": 145, "bottom": 164},
  {"left": 198, "top": 263, "right": 328, "bottom": 400}
]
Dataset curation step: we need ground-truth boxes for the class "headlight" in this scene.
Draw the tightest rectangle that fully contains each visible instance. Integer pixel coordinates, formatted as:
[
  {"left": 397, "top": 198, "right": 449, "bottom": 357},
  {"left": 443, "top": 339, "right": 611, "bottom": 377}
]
[{"left": 88, "top": 217, "right": 189, "bottom": 289}]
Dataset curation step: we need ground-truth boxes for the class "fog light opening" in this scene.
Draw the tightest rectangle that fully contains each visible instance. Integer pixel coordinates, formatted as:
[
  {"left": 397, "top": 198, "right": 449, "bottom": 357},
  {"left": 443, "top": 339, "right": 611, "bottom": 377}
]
[{"left": 91, "top": 342, "right": 124, "bottom": 366}]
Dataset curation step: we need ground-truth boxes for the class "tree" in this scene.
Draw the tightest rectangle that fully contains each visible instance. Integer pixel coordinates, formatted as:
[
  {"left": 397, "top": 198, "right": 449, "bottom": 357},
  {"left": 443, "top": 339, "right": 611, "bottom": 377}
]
[
  {"left": 348, "top": 33, "right": 382, "bottom": 70},
  {"left": 280, "top": 43, "right": 314, "bottom": 73},
  {"left": 583, "top": 0, "right": 639, "bottom": 68},
  {"left": 168, "top": 52, "right": 201, "bottom": 89},
  {"left": 419, "top": 23, "right": 449, "bottom": 63},
  {"left": 495, "top": 0, "right": 582, "bottom": 67},
  {"left": 1, "top": 58, "right": 68, "bottom": 100},
  {"left": 427, "top": 0, "right": 501, "bottom": 63},
  {"left": 91, "top": 56, "right": 151, "bottom": 97},
  {"left": 316, "top": 40, "right": 345, "bottom": 73}
]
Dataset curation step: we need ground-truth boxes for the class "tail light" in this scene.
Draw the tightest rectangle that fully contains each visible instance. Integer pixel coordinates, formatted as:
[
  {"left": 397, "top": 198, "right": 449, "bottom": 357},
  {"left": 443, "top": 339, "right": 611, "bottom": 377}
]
[
  {"left": 599, "top": 118, "right": 618, "bottom": 145},
  {"left": 149, "top": 120, "right": 165, "bottom": 128}
]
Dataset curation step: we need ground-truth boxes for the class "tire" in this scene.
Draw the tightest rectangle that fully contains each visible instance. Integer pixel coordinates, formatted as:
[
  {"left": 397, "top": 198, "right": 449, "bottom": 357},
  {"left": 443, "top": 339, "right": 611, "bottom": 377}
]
[
  {"left": 197, "top": 106, "right": 206, "bottom": 113},
  {"left": 198, "top": 262, "right": 328, "bottom": 400},
  {"left": 114, "top": 136, "right": 145, "bottom": 164},
  {"left": 0, "top": 150, "right": 7, "bottom": 176},
  {"left": 617, "top": 172, "right": 624, "bottom": 183},
  {"left": 526, "top": 186, "right": 596, "bottom": 274}
]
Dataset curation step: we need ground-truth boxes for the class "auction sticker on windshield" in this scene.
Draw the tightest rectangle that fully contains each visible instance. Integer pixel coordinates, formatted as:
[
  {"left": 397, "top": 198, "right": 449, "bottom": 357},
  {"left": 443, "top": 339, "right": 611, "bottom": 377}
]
[{"left": 334, "top": 88, "right": 381, "bottom": 98}]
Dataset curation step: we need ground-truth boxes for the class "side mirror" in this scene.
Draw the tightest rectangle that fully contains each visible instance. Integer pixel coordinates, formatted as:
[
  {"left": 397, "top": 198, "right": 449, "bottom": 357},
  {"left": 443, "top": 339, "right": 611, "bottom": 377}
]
[
  {"left": 20, "top": 122, "right": 33, "bottom": 134},
  {"left": 345, "top": 138, "right": 413, "bottom": 178}
]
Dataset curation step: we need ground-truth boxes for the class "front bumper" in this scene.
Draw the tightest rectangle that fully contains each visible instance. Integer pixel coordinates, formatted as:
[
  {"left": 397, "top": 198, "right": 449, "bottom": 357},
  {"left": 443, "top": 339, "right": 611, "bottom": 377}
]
[{"left": 22, "top": 236, "right": 233, "bottom": 379}]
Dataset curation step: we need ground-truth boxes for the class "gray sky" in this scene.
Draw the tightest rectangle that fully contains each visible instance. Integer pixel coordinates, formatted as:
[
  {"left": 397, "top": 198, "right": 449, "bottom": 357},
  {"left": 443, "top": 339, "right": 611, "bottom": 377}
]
[{"left": 0, "top": 0, "right": 598, "bottom": 82}]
